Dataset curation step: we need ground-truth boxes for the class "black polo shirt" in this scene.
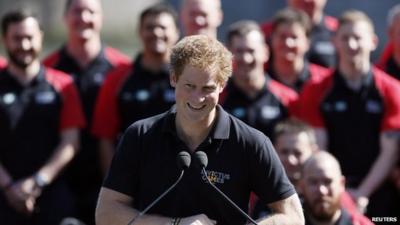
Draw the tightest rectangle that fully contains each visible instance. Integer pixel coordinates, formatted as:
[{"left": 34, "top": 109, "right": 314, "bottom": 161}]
[
  {"left": 117, "top": 54, "right": 175, "bottom": 132},
  {"left": 0, "top": 67, "right": 85, "bottom": 179},
  {"left": 296, "top": 68, "right": 400, "bottom": 186},
  {"left": 380, "top": 55, "right": 400, "bottom": 81},
  {"left": 104, "top": 106, "right": 295, "bottom": 225},
  {"left": 307, "top": 16, "right": 337, "bottom": 68},
  {"left": 222, "top": 78, "right": 293, "bottom": 140},
  {"left": 92, "top": 54, "right": 175, "bottom": 140},
  {"left": 44, "top": 46, "right": 129, "bottom": 120},
  {"left": 43, "top": 46, "right": 129, "bottom": 191}
]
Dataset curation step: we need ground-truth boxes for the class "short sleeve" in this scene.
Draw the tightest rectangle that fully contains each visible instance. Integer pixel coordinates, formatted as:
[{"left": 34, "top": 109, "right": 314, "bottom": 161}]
[
  {"left": 294, "top": 75, "right": 333, "bottom": 128},
  {"left": 249, "top": 136, "right": 295, "bottom": 204},
  {"left": 92, "top": 65, "right": 132, "bottom": 139},
  {"left": 375, "top": 70, "right": 400, "bottom": 131},
  {"left": 44, "top": 68, "right": 86, "bottom": 130},
  {"left": 103, "top": 125, "right": 142, "bottom": 196}
]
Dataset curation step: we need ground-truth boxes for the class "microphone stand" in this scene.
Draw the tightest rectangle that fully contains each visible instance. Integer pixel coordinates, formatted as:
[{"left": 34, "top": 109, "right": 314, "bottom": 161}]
[
  {"left": 127, "top": 170, "right": 185, "bottom": 225},
  {"left": 201, "top": 168, "right": 259, "bottom": 225}
]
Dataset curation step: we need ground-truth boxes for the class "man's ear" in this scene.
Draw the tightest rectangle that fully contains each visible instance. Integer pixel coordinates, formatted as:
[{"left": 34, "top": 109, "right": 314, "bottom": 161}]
[{"left": 170, "top": 73, "right": 177, "bottom": 88}]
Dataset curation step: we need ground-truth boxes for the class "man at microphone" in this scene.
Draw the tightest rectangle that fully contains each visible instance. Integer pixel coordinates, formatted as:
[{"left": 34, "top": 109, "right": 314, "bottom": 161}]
[{"left": 96, "top": 35, "right": 304, "bottom": 225}]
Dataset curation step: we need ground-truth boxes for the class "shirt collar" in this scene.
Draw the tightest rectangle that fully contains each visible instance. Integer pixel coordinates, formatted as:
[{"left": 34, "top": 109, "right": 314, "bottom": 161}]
[
  {"left": 267, "top": 61, "right": 310, "bottom": 92},
  {"left": 60, "top": 44, "right": 107, "bottom": 69},
  {"left": 133, "top": 53, "right": 170, "bottom": 77},
  {"left": 335, "top": 68, "right": 373, "bottom": 90},
  {"left": 4, "top": 65, "right": 45, "bottom": 88},
  {"left": 162, "top": 105, "right": 230, "bottom": 140}
]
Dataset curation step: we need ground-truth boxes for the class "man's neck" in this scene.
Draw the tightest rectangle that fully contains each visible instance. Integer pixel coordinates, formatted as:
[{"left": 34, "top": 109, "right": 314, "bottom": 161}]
[
  {"left": 272, "top": 58, "right": 304, "bottom": 87},
  {"left": 306, "top": 210, "right": 341, "bottom": 225},
  {"left": 233, "top": 69, "right": 266, "bottom": 98},
  {"left": 175, "top": 109, "right": 216, "bottom": 152},
  {"left": 312, "top": 11, "right": 324, "bottom": 26},
  {"left": 141, "top": 51, "right": 170, "bottom": 73},
  {"left": 8, "top": 60, "right": 41, "bottom": 86},
  {"left": 338, "top": 59, "right": 370, "bottom": 85},
  {"left": 66, "top": 36, "right": 102, "bottom": 68}
]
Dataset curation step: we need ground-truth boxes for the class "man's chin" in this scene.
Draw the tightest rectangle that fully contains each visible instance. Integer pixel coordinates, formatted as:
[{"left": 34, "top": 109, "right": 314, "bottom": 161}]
[
  {"left": 9, "top": 58, "right": 32, "bottom": 69},
  {"left": 311, "top": 203, "right": 337, "bottom": 220}
]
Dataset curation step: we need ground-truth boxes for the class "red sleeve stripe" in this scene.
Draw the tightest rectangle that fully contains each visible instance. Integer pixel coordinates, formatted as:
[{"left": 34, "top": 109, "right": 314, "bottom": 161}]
[
  {"left": 295, "top": 72, "right": 334, "bottom": 128},
  {"left": 324, "top": 15, "right": 339, "bottom": 31},
  {"left": 43, "top": 51, "right": 61, "bottom": 67},
  {"left": 376, "top": 42, "right": 394, "bottom": 70},
  {"left": 372, "top": 67, "right": 400, "bottom": 131},
  {"left": 44, "top": 67, "right": 86, "bottom": 131},
  {"left": 104, "top": 47, "right": 130, "bottom": 67},
  {"left": 308, "top": 63, "right": 332, "bottom": 82},
  {"left": 0, "top": 57, "right": 7, "bottom": 69},
  {"left": 92, "top": 64, "right": 133, "bottom": 139},
  {"left": 267, "top": 79, "right": 299, "bottom": 108}
]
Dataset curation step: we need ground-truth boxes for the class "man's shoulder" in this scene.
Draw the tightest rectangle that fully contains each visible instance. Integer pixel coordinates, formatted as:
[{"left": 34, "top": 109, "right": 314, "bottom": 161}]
[
  {"left": 226, "top": 110, "right": 270, "bottom": 144},
  {"left": 104, "top": 46, "right": 130, "bottom": 67},
  {"left": 43, "top": 49, "right": 62, "bottom": 67},
  {"left": 125, "top": 110, "right": 171, "bottom": 136}
]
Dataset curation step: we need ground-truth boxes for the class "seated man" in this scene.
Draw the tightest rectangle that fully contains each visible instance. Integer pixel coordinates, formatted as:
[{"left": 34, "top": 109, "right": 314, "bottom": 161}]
[
  {"left": 251, "top": 119, "right": 359, "bottom": 219},
  {"left": 300, "top": 152, "right": 373, "bottom": 225}
]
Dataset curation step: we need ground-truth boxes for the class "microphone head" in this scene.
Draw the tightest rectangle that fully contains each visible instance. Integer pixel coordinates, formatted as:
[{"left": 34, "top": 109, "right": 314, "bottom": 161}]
[
  {"left": 176, "top": 151, "right": 191, "bottom": 170},
  {"left": 194, "top": 151, "right": 208, "bottom": 168}
]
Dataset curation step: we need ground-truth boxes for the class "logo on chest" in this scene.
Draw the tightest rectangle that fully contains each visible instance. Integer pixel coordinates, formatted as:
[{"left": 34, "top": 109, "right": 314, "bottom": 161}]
[
  {"left": 261, "top": 105, "right": 280, "bottom": 119},
  {"left": 202, "top": 170, "right": 231, "bottom": 185},
  {"left": 122, "top": 89, "right": 150, "bottom": 102},
  {"left": 323, "top": 101, "right": 347, "bottom": 112},
  {"left": 35, "top": 91, "right": 56, "bottom": 104},
  {"left": 2, "top": 93, "right": 16, "bottom": 105},
  {"left": 365, "top": 100, "right": 382, "bottom": 114}
]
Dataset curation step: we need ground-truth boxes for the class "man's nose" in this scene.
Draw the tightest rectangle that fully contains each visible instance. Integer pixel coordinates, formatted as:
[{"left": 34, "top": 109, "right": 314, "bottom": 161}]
[
  {"left": 21, "top": 38, "right": 32, "bottom": 50},
  {"left": 194, "top": 15, "right": 207, "bottom": 26}
]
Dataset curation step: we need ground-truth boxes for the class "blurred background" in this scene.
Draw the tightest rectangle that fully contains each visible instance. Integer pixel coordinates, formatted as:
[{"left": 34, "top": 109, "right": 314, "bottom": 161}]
[{"left": 0, "top": 0, "right": 398, "bottom": 60}]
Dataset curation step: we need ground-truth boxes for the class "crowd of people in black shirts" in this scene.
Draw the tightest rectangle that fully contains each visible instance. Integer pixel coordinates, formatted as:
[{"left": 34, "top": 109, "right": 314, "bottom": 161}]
[{"left": 0, "top": 0, "right": 399, "bottom": 224}]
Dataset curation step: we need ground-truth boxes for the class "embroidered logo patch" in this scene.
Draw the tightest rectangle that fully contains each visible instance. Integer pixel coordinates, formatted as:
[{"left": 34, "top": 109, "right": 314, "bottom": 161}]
[
  {"left": 35, "top": 91, "right": 55, "bottom": 104},
  {"left": 2, "top": 93, "right": 16, "bottom": 104},
  {"left": 202, "top": 170, "right": 230, "bottom": 185}
]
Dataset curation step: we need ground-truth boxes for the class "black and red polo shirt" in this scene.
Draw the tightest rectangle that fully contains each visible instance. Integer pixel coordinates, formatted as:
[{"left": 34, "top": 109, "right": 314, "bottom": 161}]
[
  {"left": 295, "top": 67, "right": 400, "bottom": 185},
  {"left": 43, "top": 46, "right": 130, "bottom": 121},
  {"left": 221, "top": 76, "right": 298, "bottom": 140},
  {"left": 92, "top": 54, "right": 175, "bottom": 140},
  {"left": 267, "top": 61, "right": 331, "bottom": 93},
  {"left": 43, "top": 45, "right": 129, "bottom": 191},
  {"left": 262, "top": 15, "right": 337, "bottom": 68},
  {"left": 0, "top": 66, "right": 85, "bottom": 179}
]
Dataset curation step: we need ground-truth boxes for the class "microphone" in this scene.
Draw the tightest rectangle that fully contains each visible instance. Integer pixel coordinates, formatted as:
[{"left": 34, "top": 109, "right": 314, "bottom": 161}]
[
  {"left": 127, "top": 151, "right": 191, "bottom": 225},
  {"left": 194, "top": 151, "right": 259, "bottom": 225}
]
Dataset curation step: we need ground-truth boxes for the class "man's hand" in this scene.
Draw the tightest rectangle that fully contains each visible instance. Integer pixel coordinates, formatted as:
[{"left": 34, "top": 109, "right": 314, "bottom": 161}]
[
  {"left": 179, "top": 214, "right": 217, "bottom": 225},
  {"left": 4, "top": 177, "right": 41, "bottom": 215},
  {"left": 348, "top": 188, "right": 369, "bottom": 214}
]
